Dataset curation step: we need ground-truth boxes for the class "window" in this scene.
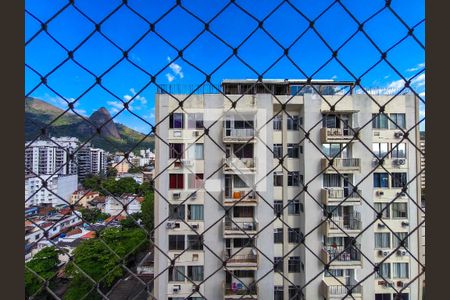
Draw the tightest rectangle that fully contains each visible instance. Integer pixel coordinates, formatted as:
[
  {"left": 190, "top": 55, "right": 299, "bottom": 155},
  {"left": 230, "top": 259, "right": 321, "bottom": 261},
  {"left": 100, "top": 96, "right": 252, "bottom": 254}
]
[
  {"left": 274, "top": 200, "right": 283, "bottom": 215},
  {"left": 288, "top": 199, "right": 300, "bottom": 215},
  {"left": 323, "top": 114, "right": 339, "bottom": 128},
  {"left": 393, "top": 263, "right": 409, "bottom": 278},
  {"left": 233, "top": 175, "right": 249, "bottom": 188},
  {"left": 273, "top": 144, "right": 283, "bottom": 159},
  {"left": 393, "top": 232, "right": 409, "bottom": 249},
  {"left": 392, "top": 203, "right": 408, "bottom": 218},
  {"left": 188, "top": 173, "right": 203, "bottom": 189},
  {"left": 187, "top": 205, "right": 204, "bottom": 220},
  {"left": 392, "top": 173, "right": 407, "bottom": 188},
  {"left": 374, "top": 173, "right": 389, "bottom": 188},
  {"left": 234, "top": 270, "right": 254, "bottom": 278},
  {"left": 287, "top": 143, "right": 300, "bottom": 158},
  {"left": 374, "top": 203, "right": 390, "bottom": 219},
  {"left": 390, "top": 113, "right": 406, "bottom": 129},
  {"left": 170, "top": 113, "right": 184, "bottom": 129},
  {"left": 187, "top": 144, "right": 204, "bottom": 160},
  {"left": 187, "top": 235, "right": 203, "bottom": 250},
  {"left": 323, "top": 174, "right": 341, "bottom": 187},
  {"left": 288, "top": 257, "right": 301, "bottom": 273},
  {"left": 274, "top": 286, "right": 283, "bottom": 300},
  {"left": 274, "top": 172, "right": 283, "bottom": 186},
  {"left": 168, "top": 266, "right": 185, "bottom": 282},
  {"left": 323, "top": 143, "right": 342, "bottom": 157},
  {"left": 187, "top": 113, "right": 204, "bottom": 129},
  {"left": 287, "top": 115, "right": 300, "bottom": 130},
  {"left": 169, "top": 204, "right": 185, "bottom": 220},
  {"left": 273, "top": 115, "right": 282, "bottom": 131},
  {"left": 288, "top": 172, "right": 302, "bottom": 186},
  {"left": 169, "top": 174, "right": 184, "bottom": 189},
  {"left": 274, "top": 257, "right": 283, "bottom": 272},
  {"left": 288, "top": 228, "right": 301, "bottom": 243},
  {"left": 233, "top": 206, "right": 254, "bottom": 218},
  {"left": 372, "top": 113, "right": 388, "bottom": 129},
  {"left": 274, "top": 228, "right": 283, "bottom": 243},
  {"left": 376, "top": 263, "right": 391, "bottom": 279},
  {"left": 169, "top": 143, "right": 184, "bottom": 159},
  {"left": 375, "top": 232, "right": 391, "bottom": 249},
  {"left": 233, "top": 143, "right": 253, "bottom": 158},
  {"left": 375, "top": 294, "right": 392, "bottom": 300},
  {"left": 169, "top": 235, "right": 185, "bottom": 251},
  {"left": 288, "top": 285, "right": 302, "bottom": 300},
  {"left": 187, "top": 266, "right": 204, "bottom": 281},
  {"left": 325, "top": 269, "right": 343, "bottom": 277},
  {"left": 233, "top": 238, "right": 254, "bottom": 248},
  {"left": 373, "top": 143, "right": 389, "bottom": 158},
  {"left": 391, "top": 143, "right": 406, "bottom": 158}
]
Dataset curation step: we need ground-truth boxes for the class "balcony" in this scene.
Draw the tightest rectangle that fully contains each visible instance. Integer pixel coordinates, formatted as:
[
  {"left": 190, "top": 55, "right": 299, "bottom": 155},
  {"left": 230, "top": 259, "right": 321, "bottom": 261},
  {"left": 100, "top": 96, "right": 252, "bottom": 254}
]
[
  {"left": 322, "top": 158, "right": 361, "bottom": 173},
  {"left": 223, "top": 218, "right": 258, "bottom": 237},
  {"left": 223, "top": 157, "right": 256, "bottom": 174},
  {"left": 373, "top": 158, "right": 408, "bottom": 170},
  {"left": 322, "top": 214, "right": 362, "bottom": 237},
  {"left": 321, "top": 245, "right": 362, "bottom": 267},
  {"left": 321, "top": 280, "right": 362, "bottom": 300},
  {"left": 320, "top": 127, "right": 358, "bottom": 144},
  {"left": 223, "top": 190, "right": 258, "bottom": 206},
  {"left": 224, "top": 248, "right": 258, "bottom": 269},
  {"left": 321, "top": 188, "right": 362, "bottom": 206},
  {"left": 223, "top": 128, "right": 256, "bottom": 143},
  {"left": 224, "top": 282, "right": 258, "bottom": 299}
]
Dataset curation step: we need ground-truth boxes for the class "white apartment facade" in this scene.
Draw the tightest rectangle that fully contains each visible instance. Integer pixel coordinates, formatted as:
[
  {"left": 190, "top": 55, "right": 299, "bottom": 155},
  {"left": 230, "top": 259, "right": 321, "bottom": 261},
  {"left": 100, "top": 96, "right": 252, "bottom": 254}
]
[
  {"left": 104, "top": 194, "right": 144, "bottom": 216},
  {"left": 25, "top": 137, "right": 79, "bottom": 176},
  {"left": 154, "top": 80, "right": 421, "bottom": 300},
  {"left": 25, "top": 174, "right": 78, "bottom": 207}
]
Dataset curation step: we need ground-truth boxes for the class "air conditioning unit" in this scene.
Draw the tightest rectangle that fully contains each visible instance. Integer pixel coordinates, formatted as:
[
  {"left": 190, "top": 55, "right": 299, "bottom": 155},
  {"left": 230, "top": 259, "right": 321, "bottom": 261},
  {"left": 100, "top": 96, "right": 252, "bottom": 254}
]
[
  {"left": 378, "top": 250, "right": 389, "bottom": 256},
  {"left": 191, "top": 192, "right": 197, "bottom": 200},
  {"left": 172, "top": 285, "right": 181, "bottom": 293},
  {"left": 397, "top": 249, "right": 407, "bottom": 256},
  {"left": 394, "top": 132, "right": 404, "bottom": 138},
  {"left": 173, "top": 192, "right": 181, "bottom": 200},
  {"left": 192, "top": 223, "right": 199, "bottom": 230},
  {"left": 376, "top": 190, "right": 384, "bottom": 196},
  {"left": 166, "top": 222, "right": 176, "bottom": 229},
  {"left": 377, "top": 223, "right": 386, "bottom": 228},
  {"left": 243, "top": 223, "right": 254, "bottom": 230},
  {"left": 401, "top": 221, "right": 409, "bottom": 227},
  {"left": 395, "top": 158, "right": 406, "bottom": 165},
  {"left": 183, "top": 160, "right": 193, "bottom": 167},
  {"left": 397, "top": 192, "right": 406, "bottom": 197},
  {"left": 397, "top": 281, "right": 404, "bottom": 287},
  {"left": 193, "top": 131, "right": 201, "bottom": 137}
]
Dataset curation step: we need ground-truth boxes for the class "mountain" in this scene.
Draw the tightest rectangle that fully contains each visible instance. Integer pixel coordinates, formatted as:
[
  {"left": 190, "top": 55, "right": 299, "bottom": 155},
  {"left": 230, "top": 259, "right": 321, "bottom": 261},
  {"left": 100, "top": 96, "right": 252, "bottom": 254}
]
[{"left": 25, "top": 97, "right": 154, "bottom": 153}]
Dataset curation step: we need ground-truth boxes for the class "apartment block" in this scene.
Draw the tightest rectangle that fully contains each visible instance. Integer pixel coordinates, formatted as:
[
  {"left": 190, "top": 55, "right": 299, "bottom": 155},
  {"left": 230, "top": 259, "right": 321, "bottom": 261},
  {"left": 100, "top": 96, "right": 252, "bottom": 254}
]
[
  {"left": 154, "top": 80, "right": 421, "bottom": 300},
  {"left": 25, "top": 174, "right": 78, "bottom": 207}
]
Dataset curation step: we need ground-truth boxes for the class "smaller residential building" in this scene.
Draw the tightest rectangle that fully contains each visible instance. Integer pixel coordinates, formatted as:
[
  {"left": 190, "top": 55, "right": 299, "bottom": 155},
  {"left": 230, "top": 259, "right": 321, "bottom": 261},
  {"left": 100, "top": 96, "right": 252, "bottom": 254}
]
[
  {"left": 104, "top": 194, "right": 144, "bottom": 216},
  {"left": 70, "top": 190, "right": 101, "bottom": 207},
  {"left": 116, "top": 173, "right": 144, "bottom": 184},
  {"left": 114, "top": 160, "right": 130, "bottom": 174}
]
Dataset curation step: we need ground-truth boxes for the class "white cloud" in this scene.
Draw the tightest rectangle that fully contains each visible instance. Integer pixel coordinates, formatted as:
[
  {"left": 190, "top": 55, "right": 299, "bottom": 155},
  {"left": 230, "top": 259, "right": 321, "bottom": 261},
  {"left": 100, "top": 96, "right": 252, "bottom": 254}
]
[
  {"left": 387, "top": 79, "right": 405, "bottom": 89},
  {"left": 386, "top": 73, "right": 425, "bottom": 90},
  {"left": 331, "top": 75, "right": 337, "bottom": 80},
  {"left": 122, "top": 88, "right": 148, "bottom": 111},
  {"left": 166, "top": 56, "right": 184, "bottom": 81},
  {"left": 384, "top": 75, "right": 390, "bottom": 79},
  {"left": 166, "top": 73, "right": 175, "bottom": 82},
  {"left": 419, "top": 92, "right": 425, "bottom": 97},
  {"left": 107, "top": 100, "right": 123, "bottom": 114},
  {"left": 406, "top": 62, "right": 425, "bottom": 72}
]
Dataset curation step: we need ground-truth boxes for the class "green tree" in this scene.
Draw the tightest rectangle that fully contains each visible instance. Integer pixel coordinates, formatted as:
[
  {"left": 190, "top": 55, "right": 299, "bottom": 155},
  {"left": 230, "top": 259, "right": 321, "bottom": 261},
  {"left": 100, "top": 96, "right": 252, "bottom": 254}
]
[
  {"left": 141, "top": 191, "right": 154, "bottom": 232},
  {"left": 78, "top": 208, "right": 109, "bottom": 223},
  {"left": 128, "top": 165, "right": 143, "bottom": 173},
  {"left": 64, "top": 228, "right": 148, "bottom": 299},
  {"left": 25, "top": 247, "right": 60, "bottom": 298},
  {"left": 81, "top": 175, "right": 102, "bottom": 191},
  {"left": 120, "top": 212, "right": 142, "bottom": 229},
  {"left": 102, "top": 177, "right": 140, "bottom": 196}
]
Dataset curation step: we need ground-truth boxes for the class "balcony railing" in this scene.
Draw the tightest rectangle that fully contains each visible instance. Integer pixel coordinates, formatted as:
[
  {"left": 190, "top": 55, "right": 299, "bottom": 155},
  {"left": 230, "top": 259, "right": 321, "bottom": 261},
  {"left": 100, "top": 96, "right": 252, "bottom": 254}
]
[
  {"left": 224, "top": 282, "right": 258, "bottom": 298},
  {"left": 321, "top": 188, "right": 362, "bottom": 205},
  {"left": 320, "top": 127, "right": 358, "bottom": 143},
  {"left": 223, "top": 219, "right": 258, "bottom": 234},
  {"left": 323, "top": 213, "right": 362, "bottom": 236},
  {"left": 328, "top": 284, "right": 362, "bottom": 296},
  {"left": 223, "top": 128, "right": 256, "bottom": 142},
  {"left": 322, "top": 158, "right": 361, "bottom": 173},
  {"left": 224, "top": 249, "right": 258, "bottom": 266},
  {"left": 223, "top": 190, "right": 258, "bottom": 205},
  {"left": 223, "top": 157, "right": 256, "bottom": 173},
  {"left": 322, "top": 245, "right": 361, "bottom": 264}
]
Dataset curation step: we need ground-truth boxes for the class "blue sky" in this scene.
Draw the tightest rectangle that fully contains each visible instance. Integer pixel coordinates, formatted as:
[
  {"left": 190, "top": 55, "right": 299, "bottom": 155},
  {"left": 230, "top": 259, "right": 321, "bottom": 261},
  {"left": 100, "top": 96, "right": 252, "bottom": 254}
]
[{"left": 25, "top": 0, "right": 425, "bottom": 133}]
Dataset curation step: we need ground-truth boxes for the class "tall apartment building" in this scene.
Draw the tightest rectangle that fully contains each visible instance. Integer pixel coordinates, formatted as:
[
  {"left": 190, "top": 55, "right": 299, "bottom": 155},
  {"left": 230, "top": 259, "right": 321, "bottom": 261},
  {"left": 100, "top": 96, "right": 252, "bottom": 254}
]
[
  {"left": 77, "top": 145, "right": 107, "bottom": 180},
  {"left": 25, "top": 137, "right": 79, "bottom": 176},
  {"left": 154, "top": 80, "right": 421, "bottom": 300}
]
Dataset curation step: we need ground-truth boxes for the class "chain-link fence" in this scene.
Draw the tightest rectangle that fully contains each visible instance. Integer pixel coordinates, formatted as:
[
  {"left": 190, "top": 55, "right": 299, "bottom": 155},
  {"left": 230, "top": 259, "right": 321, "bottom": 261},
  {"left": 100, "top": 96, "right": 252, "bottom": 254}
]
[{"left": 25, "top": 1, "right": 425, "bottom": 299}]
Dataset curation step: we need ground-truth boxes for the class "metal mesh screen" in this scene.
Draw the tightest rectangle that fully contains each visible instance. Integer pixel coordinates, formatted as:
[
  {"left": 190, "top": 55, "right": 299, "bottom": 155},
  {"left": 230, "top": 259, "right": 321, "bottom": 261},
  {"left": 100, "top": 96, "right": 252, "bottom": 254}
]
[{"left": 25, "top": 1, "right": 425, "bottom": 299}]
